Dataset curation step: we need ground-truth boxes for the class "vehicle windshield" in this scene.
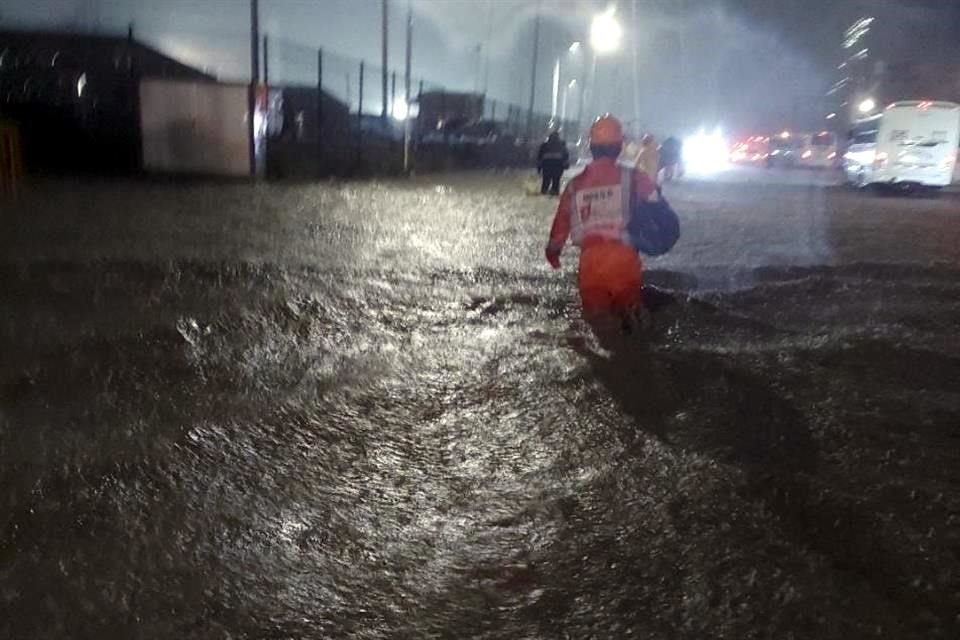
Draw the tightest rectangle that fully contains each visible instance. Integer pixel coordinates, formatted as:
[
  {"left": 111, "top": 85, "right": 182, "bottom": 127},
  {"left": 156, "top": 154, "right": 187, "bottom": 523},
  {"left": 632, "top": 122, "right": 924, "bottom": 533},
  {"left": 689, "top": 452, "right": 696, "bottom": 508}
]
[
  {"left": 2, "top": 1, "right": 959, "bottom": 638},
  {"left": 850, "top": 122, "right": 880, "bottom": 144}
]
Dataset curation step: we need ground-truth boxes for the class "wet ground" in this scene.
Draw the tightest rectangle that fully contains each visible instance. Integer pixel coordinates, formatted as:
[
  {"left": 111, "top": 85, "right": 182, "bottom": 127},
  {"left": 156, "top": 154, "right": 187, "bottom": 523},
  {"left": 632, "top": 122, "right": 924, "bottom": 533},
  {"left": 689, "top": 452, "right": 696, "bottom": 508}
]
[{"left": 1, "top": 167, "right": 959, "bottom": 638}]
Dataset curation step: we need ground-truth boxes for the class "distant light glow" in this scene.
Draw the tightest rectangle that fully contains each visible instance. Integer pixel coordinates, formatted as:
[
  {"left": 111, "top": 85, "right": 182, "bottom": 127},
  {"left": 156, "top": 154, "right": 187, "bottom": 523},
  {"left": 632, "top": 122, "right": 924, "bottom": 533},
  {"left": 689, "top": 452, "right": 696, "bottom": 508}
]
[
  {"left": 780, "top": 130, "right": 791, "bottom": 139},
  {"left": 76, "top": 73, "right": 87, "bottom": 97},
  {"left": 590, "top": 9, "right": 622, "bottom": 55},
  {"left": 569, "top": 41, "right": 582, "bottom": 53},
  {"left": 826, "top": 112, "right": 837, "bottom": 120},
  {"left": 392, "top": 97, "right": 409, "bottom": 120},
  {"left": 801, "top": 150, "right": 813, "bottom": 159},
  {"left": 858, "top": 98, "right": 876, "bottom": 114},
  {"left": 684, "top": 129, "right": 728, "bottom": 174}
]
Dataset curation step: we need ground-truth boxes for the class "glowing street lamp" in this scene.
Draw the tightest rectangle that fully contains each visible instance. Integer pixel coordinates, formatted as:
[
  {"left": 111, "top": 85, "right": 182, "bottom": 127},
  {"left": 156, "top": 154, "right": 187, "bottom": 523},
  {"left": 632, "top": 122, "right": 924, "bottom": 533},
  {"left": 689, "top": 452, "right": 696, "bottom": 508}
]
[
  {"left": 561, "top": 79, "right": 578, "bottom": 123},
  {"left": 858, "top": 98, "right": 876, "bottom": 114},
  {"left": 590, "top": 9, "right": 622, "bottom": 55},
  {"left": 553, "top": 41, "right": 585, "bottom": 121},
  {"left": 391, "top": 97, "right": 409, "bottom": 121}
]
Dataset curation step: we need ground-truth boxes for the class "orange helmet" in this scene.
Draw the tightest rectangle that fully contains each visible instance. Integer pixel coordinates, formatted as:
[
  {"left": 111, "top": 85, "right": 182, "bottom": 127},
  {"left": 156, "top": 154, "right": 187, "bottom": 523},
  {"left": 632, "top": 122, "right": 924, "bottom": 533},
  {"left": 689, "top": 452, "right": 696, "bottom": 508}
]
[{"left": 590, "top": 114, "right": 624, "bottom": 146}]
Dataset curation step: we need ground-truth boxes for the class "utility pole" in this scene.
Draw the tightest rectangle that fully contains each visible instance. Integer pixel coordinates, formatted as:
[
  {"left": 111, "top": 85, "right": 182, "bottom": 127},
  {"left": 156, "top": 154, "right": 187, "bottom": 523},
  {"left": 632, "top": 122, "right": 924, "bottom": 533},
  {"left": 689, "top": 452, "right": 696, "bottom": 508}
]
[
  {"left": 381, "top": 0, "right": 389, "bottom": 124},
  {"left": 249, "top": 0, "right": 260, "bottom": 178},
  {"left": 526, "top": 2, "right": 541, "bottom": 140},
  {"left": 551, "top": 58, "right": 560, "bottom": 121},
  {"left": 403, "top": 1, "right": 413, "bottom": 174},
  {"left": 631, "top": 0, "right": 640, "bottom": 128},
  {"left": 263, "top": 35, "right": 269, "bottom": 85}
]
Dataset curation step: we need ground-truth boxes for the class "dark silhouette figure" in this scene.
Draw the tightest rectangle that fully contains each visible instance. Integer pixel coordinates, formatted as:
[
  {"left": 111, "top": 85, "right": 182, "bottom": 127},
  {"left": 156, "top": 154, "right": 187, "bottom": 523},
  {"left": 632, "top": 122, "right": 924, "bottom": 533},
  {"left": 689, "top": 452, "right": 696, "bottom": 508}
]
[{"left": 537, "top": 131, "right": 570, "bottom": 196}]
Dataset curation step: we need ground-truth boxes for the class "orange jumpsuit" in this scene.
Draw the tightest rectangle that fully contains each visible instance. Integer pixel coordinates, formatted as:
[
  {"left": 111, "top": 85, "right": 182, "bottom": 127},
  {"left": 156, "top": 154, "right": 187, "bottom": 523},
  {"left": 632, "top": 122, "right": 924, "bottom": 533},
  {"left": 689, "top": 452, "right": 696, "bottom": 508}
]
[{"left": 546, "top": 156, "right": 656, "bottom": 319}]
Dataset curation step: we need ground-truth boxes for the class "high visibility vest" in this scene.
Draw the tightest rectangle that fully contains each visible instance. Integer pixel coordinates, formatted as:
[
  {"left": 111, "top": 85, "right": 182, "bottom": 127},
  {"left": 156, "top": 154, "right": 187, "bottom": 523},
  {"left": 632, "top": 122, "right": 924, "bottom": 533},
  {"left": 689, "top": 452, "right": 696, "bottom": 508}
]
[{"left": 568, "top": 170, "right": 632, "bottom": 246}]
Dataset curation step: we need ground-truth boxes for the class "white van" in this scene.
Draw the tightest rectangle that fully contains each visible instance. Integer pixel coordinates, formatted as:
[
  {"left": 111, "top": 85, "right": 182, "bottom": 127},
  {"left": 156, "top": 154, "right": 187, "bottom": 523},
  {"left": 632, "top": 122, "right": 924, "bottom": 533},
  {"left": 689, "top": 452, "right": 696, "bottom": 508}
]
[
  {"left": 844, "top": 100, "right": 960, "bottom": 189},
  {"left": 797, "top": 131, "right": 839, "bottom": 169}
]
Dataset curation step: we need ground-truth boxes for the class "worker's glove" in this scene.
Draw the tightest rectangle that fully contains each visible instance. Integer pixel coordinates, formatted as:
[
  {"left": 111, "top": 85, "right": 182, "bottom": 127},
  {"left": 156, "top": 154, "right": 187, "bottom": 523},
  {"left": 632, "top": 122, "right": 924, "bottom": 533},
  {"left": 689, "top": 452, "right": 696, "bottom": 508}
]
[{"left": 545, "top": 246, "right": 561, "bottom": 270}]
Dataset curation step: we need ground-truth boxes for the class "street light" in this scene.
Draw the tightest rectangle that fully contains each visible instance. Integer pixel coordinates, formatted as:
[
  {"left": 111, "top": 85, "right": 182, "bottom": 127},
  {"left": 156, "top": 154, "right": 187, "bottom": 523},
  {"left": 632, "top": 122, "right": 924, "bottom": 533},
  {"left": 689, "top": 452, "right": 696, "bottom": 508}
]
[
  {"left": 552, "top": 41, "right": 585, "bottom": 122},
  {"left": 392, "top": 97, "right": 409, "bottom": 121},
  {"left": 590, "top": 9, "right": 622, "bottom": 55},
  {"left": 858, "top": 98, "right": 876, "bottom": 114},
  {"left": 561, "top": 79, "right": 577, "bottom": 123},
  {"left": 583, "top": 9, "right": 622, "bottom": 129}
]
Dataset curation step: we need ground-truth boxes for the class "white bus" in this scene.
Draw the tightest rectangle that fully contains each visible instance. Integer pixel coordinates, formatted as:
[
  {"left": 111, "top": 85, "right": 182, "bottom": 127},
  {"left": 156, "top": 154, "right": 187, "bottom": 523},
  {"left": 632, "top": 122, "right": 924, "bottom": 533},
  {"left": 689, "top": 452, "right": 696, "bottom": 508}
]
[{"left": 844, "top": 100, "right": 960, "bottom": 190}]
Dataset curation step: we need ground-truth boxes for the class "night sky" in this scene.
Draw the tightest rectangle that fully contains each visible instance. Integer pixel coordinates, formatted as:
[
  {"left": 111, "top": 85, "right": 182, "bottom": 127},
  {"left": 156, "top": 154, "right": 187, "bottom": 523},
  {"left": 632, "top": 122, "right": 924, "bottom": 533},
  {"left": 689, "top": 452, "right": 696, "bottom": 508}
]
[{"left": 2, "top": 0, "right": 957, "bottom": 134}]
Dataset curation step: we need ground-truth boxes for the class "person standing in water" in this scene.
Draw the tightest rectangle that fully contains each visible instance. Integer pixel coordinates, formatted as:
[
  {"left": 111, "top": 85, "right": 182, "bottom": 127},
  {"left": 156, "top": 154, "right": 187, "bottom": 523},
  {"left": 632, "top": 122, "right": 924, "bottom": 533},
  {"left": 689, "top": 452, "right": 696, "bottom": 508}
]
[
  {"left": 545, "top": 115, "right": 658, "bottom": 328},
  {"left": 537, "top": 130, "right": 570, "bottom": 196}
]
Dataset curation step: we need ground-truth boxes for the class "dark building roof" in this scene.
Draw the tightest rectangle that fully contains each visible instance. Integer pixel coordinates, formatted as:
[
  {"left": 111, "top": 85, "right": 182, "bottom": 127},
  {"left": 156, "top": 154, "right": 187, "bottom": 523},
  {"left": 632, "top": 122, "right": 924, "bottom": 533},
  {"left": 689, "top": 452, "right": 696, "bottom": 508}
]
[{"left": 0, "top": 29, "right": 214, "bottom": 82}]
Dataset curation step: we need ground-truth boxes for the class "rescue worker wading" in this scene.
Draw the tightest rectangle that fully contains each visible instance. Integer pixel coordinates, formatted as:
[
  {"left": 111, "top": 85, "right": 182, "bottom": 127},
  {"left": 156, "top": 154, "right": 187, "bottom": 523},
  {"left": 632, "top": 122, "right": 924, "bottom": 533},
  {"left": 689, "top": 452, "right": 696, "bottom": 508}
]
[
  {"left": 545, "top": 115, "right": 657, "bottom": 327},
  {"left": 537, "top": 131, "right": 570, "bottom": 196}
]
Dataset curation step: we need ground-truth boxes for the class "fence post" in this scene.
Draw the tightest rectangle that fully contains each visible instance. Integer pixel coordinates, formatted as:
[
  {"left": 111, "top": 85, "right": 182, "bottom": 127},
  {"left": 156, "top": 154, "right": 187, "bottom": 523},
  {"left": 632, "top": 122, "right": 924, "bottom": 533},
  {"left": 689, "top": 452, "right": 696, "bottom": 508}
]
[
  {"left": 358, "top": 61, "right": 365, "bottom": 165},
  {"left": 249, "top": 0, "right": 260, "bottom": 178},
  {"left": 263, "top": 35, "right": 269, "bottom": 85},
  {"left": 317, "top": 48, "right": 324, "bottom": 174},
  {"left": 390, "top": 71, "right": 397, "bottom": 118}
]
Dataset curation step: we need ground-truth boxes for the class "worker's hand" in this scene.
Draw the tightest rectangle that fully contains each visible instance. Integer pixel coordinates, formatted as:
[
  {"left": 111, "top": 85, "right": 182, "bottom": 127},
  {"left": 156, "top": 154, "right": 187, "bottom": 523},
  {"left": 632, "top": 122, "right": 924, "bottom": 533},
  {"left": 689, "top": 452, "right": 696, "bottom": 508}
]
[{"left": 545, "top": 246, "right": 561, "bottom": 270}]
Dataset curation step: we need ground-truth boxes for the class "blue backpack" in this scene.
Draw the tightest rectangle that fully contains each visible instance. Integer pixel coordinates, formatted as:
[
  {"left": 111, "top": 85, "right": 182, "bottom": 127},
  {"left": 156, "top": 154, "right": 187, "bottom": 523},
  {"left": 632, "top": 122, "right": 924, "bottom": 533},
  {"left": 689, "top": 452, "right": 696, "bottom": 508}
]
[{"left": 627, "top": 185, "right": 680, "bottom": 257}]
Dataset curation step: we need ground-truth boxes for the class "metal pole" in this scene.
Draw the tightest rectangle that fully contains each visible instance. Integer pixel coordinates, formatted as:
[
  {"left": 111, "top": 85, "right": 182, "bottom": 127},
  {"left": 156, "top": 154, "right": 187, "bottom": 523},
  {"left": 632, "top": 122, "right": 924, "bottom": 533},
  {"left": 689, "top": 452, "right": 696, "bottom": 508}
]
[
  {"left": 381, "top": 0, "right": 389, "bottom": 124},
  {"left": 250, "top": 0, "right": 260, "bottom": 85},
  {"left": 249, "top": 0, "right": 260, "bottom": 177},
  {"left": 551, "top": 58, "right": 560, "bottom": 120},
  {"left": 391, "top": 71, "right": 397, "bottom": 117},
  {"left": 482, "top": 0, "right": 493, "bottom": 95},
  {"left": 526, "top": 2, "right": 541, "bottom": 140},
  {"left": 263, "top": 35, "right": 269, "bottom": 85},
  {"left": 561, "top": 84, "right": 568, "bottom": 125},
  {"left": 631, "top": 0, "right": 640, "bottom": 127},
  {"left": 403, "top": 1, "right": 412, "bottom": 173},
  {"left": 358, "top": 61, "right": 365, "bottom": 164},
  {"left": 317, "top": 48, "right": 324, "bottom": 169}
]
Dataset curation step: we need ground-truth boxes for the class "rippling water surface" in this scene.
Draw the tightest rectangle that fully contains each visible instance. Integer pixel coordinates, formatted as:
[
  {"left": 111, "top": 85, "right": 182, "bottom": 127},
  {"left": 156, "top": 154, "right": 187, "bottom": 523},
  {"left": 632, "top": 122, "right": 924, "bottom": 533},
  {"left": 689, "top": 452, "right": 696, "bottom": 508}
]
[{"left": 2, "top": 173, "right": 959, "bottom": 638}]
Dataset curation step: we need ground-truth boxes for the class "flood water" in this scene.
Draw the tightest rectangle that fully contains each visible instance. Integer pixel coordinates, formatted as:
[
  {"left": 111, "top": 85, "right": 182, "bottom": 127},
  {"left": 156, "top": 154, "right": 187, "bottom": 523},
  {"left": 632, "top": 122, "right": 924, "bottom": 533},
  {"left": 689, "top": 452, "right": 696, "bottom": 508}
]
[{"left": 1, "top": 171, "right": 959, "bottom": 638}]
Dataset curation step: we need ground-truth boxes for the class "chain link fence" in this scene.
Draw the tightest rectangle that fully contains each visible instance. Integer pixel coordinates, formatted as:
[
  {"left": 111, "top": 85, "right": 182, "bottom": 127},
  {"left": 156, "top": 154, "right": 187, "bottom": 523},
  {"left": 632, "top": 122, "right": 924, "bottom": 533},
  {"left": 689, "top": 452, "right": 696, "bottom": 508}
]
[{"left": 2, "top": 12, "right": 581, "bottom": 177}]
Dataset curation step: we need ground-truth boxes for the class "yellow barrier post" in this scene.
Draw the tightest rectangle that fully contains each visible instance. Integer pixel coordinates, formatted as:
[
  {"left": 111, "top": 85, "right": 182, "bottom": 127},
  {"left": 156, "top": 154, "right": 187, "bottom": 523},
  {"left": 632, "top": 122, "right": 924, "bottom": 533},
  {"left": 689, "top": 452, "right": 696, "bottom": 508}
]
[{"left": 0, "top": 122, "right": 24, "bottom": 197}]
